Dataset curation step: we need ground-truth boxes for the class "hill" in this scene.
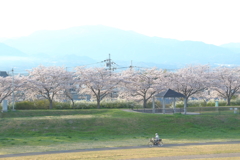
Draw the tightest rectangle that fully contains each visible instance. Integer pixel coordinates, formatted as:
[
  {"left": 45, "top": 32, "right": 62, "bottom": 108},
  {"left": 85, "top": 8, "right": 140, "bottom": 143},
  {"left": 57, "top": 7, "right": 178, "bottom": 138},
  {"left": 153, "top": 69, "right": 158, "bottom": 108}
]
[
  {"left": 0, "top": 109, "right": 240, "bottom": 155},
  {"left": 0, "top": 43, "right": 33, "bottom": 71},
  {"left": 220, "top": 43, "right": 240, "bottom": 54},
  {"left": 3, "top": 25, "right": 240, "bottom": 67},
  {"left": 0, "top": 43, "right": 27, "bottom": 57}
]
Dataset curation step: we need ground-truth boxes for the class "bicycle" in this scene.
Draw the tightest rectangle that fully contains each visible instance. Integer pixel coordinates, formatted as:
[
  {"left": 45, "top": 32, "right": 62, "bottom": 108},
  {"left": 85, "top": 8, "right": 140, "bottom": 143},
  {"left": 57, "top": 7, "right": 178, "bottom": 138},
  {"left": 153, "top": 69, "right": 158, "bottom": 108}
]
[{"left": 148, "top": 138, "right": 163, "bottom": 147}]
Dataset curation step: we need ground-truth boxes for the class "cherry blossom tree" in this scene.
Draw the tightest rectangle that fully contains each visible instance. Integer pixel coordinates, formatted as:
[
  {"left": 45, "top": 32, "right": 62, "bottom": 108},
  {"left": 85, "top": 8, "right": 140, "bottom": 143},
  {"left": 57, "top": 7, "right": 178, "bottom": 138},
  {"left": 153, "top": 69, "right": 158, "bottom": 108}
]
[
  {"left": 193, "top": 89, "right": 219, "bottom": 106},
  {"left": 55, "top": 73, "right": 77, "bottom": 107},
  {"left": 0, "top": 75, "right": 26, "bottom": 104},
  {"left": 167, "top": 65, "right": 210, "bottom": 105},
  {"left": 0, "top": 76, "right": 13, "bottom": 104},
  {"left": 209, "top": 66, "right": 240, "bottom": 105},
  {"left": 74, "top": 67, "right": 122, "bottom": 109},
  {"left": 26, "top": 66, "right": 73, "bottom": 109},
  {"left": 120, "top": 68, "right": 167, "bottom": 108}
]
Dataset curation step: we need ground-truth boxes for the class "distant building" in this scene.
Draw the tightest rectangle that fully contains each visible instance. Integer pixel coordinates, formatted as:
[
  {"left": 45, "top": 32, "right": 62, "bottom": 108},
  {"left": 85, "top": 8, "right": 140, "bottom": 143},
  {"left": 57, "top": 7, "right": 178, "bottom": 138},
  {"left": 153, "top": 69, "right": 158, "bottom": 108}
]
[{"left": 0, "top": 71, "right": 8, "bottom": 77}]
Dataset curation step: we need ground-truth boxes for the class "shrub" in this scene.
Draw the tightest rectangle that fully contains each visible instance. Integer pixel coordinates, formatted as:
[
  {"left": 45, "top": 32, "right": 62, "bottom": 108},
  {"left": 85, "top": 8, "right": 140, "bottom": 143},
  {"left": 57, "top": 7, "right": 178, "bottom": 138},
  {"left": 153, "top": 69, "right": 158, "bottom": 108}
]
[
  {"left": 15, "top": 100, "right": 49, "bottom": 110},
  {"left": 53, "top": 102, "right": 71, "bottom": 109},
  {"left": 206, "top": 100, "right": 226, "bottom": 106},
  {"left": 12, "top": 99, "right": 176, "bottom": 110},
  {"left": 73, "top": 100, "right": 138, "bottom": 109},
  {"left": 74, "top": 101, "right": 97, "bottom": 109},
  {"left": 176, "top": 101, "right": 184, "bottom": 108},
  {"left": 15, "top": 101, "right": 35, "bottom": 110},
  {"left": 230, "top": 99, "right": 240, "bottom": 106},
  {"left": 101, "top": 100, "right": 136, "bottom": 109},
  {"left": 176, "top": 100, "right": 208, "bottom": 108},
  {"left": 33, "top": 100, "right": 49, "bottom": 109},
  {"left": 188, "top": 100, "right": 206, "bottom": 107},
  {"left": 175, "top": 98, "right": 240, "bottom": 108},
  {"left": 146, "top": 101, "right": 162, "bottom": 108}
]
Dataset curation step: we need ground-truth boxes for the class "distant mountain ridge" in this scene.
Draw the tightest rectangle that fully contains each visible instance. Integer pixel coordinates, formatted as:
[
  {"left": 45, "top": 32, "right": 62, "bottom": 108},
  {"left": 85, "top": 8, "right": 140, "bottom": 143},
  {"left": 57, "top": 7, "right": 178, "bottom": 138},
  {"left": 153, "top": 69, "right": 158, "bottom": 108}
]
[
  {"left": 220, "top": 43, "right": 240, "bottom": 54},
  {"left": 0, "top": 43, "right": 27, "bottom": 57},
  {"left": 1, "top": 25, "right": 240, "bottom": 71}
]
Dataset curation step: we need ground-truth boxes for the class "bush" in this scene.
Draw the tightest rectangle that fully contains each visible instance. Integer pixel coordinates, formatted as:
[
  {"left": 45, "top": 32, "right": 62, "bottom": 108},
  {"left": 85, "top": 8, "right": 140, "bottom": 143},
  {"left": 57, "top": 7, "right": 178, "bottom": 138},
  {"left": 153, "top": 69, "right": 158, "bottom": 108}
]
[
  {"left": 189, "top": 100, "right": 207, "bottom": 107},
  {"left": 73, "top": 100, "right": 138, "bottom": 109},
  {"left": 15, "top": 100, "right": 49, "bottom": 110},
  {"left": 53, "top": 102, "right": 71, "bottom": 109},
  {"left": 176, "top": 101, "right": 184, "bottom": 108},
  {"left": 146, "top": 101, "right": 162, "bottom": 108},
  {"left": 15, "top": 101, "right": 35, "bottom": 110},
  {"left": 13, "top": 98, "right": 185, "bottom": 110},
  {"left": 230, "top": 99, "right": 240, "bottom": 106},
  {"left": 74, "top": 101, "right": 97, "bottom": 109},
  {"left": 176, "top": 100, "right": 211, "bottom": 108},
  {"left": 175, "top": 98, "right": 240, "bottom": 108},
  {"left": 33, "top": 100, "right": 49, "bottom": 109},
  {"left": 206, "top": 100, "right": 226, "bottom": 107},
  {"left": 101, "top": 100, "right": 136, "bottom": 109}
]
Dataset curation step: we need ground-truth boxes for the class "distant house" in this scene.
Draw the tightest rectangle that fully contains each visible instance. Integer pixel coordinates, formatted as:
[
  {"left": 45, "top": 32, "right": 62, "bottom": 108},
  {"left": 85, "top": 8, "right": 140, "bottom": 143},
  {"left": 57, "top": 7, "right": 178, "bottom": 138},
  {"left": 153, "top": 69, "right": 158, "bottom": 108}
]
[{"left": 0, "top": 71, "right": 8, "bottom": 77}]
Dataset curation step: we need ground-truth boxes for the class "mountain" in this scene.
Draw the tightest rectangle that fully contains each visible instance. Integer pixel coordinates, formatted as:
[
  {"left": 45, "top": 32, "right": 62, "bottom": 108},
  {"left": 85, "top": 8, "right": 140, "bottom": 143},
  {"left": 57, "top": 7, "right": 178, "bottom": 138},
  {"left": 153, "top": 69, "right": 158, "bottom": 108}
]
[
  {"left": 220, "top": 43, "right": 240, "bottom": 54},
  {"left": 0, "top": 42, "right": 97, "bottom": 71},
  {"left": 3, "top": 25, "right": 240, "bottom": 68},
  {"left": 0, "top": 43, "right": 31, "bottom": 71},
  {"left": 0, "top": 38, "right": 7, "bottom": 42},
  {"left": 0, "top": 43, "right": 27, "bottom": 57}
]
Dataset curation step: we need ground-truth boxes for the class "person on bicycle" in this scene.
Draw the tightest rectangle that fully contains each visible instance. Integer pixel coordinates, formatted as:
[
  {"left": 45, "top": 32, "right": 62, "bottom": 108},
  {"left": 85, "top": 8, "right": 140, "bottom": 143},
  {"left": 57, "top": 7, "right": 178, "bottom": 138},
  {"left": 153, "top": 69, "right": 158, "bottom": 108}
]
[{"left": 155, "top": 133, "right": 160, "bottom": 142}]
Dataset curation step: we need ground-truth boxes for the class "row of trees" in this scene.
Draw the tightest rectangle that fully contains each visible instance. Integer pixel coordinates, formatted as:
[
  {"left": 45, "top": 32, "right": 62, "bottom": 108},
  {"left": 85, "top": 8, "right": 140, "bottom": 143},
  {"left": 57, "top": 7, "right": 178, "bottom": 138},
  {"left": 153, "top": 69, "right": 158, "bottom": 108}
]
[{"left": 1, "top": 65, "right": 240, "bottom": 109}]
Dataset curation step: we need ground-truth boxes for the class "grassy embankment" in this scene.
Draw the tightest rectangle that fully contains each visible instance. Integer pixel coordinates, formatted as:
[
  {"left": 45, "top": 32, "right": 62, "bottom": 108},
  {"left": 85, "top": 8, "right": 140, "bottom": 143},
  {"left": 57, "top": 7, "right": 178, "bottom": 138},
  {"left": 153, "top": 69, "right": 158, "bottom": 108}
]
[
  {"left": 3, "top": 144, "right": 240, "bottom": 160},
  {"left": 0, "top": 109, "right": 240, "bottom": 155}
]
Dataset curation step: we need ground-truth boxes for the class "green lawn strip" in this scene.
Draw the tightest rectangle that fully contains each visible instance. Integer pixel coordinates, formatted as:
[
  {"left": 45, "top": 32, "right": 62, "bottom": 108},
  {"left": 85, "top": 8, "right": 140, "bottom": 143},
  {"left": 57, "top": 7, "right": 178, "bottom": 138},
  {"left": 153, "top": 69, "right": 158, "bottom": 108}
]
[
  {"left": 0, "top": 109, "right": 110, "bottom": 118},
  {"left": 0, "top": 109, "right": 240, "bottom": 149}
]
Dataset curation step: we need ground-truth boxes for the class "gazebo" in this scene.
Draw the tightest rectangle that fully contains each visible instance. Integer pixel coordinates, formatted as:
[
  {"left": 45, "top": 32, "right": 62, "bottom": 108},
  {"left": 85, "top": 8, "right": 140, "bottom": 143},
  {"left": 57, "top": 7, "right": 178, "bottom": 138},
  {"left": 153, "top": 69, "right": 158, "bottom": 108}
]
[{"left": 153, "top": 89, "right": 187, "bottom": 114}]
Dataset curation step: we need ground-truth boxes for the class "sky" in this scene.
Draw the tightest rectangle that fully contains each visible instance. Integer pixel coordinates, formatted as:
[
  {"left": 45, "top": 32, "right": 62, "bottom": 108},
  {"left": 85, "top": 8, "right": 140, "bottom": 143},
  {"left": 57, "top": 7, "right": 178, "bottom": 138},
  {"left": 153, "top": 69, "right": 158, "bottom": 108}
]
[{"left": 0, "top": 0, "right": 239, "bottom": 46}]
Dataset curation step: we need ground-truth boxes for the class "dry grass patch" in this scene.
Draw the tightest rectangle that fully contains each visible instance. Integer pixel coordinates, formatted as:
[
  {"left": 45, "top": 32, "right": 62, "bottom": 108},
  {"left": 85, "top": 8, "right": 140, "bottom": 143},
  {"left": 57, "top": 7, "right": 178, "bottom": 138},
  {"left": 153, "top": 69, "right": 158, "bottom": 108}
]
[
  {"left": 10, "top": 114, "right": 100, "bottom": 121},
  {"left": 193, "top": 158, "right": 240, "bottom": 160},
  {"left": 0, "top": 139, "right": 146, "bottom": 155},
  {"left": 3, "top": 144, "right": 240, "bottom": 160},
  {"left": 1, "top": 139, "right": 239, "bottom": 155}
]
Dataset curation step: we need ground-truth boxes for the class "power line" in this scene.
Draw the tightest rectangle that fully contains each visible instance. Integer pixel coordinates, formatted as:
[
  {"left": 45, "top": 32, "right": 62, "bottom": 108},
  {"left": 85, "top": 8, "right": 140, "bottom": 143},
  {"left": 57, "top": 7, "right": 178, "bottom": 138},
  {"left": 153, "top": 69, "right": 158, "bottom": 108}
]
[
  {"left": 101, "top": 54, "right": 117, "bottom": 71},
  {"left": 83, "top": 62, "right": 103, "bottom": 67},
  {"left": 115, "top": 60, "right": 146, "bottom": 71}
]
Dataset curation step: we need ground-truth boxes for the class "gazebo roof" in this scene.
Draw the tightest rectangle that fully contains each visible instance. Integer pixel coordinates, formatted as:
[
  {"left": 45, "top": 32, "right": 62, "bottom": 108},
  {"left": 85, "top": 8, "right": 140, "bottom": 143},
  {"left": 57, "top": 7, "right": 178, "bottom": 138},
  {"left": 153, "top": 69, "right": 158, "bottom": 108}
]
[
  {"left": 0, "top": 71, "right": 8, "bottom": 77},
  {"left": 155, "top": 89, "right": 185, "bottom": 98}
]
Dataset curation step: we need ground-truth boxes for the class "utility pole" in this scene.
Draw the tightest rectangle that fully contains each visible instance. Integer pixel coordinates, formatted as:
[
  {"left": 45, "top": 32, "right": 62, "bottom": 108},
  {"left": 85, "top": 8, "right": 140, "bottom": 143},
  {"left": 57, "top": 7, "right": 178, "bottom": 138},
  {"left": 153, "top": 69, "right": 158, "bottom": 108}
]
[
  {"left": 129, "top": 60, "right": 139, "bottom": 71},
  {"left": 114, "top": 60, "right": 139, "bottom": 71},
  {"left": 102, "top": 54, "right": 116, "bottom": 73},
  {"left": 11, "top": 68, "right": 15, "bottom": 111},
  {"left": 129, "top": 60, "right": 135, "bottom": 71},
  {"left": 102, "top": 54, "right": 116, "bottom": 100}
]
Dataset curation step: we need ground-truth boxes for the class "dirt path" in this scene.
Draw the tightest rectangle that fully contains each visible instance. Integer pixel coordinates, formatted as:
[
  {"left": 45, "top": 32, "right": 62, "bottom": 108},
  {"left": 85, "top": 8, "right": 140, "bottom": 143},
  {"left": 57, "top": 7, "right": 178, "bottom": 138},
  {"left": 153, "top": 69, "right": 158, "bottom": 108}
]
[
  {"left": 130, "top": 152, "right": 240, "bottom": 160},
  {"left": 0, "top": 141, "right": 240, "bottom": 159},
  {"left": 121, "top": 109, "right": 200, "bottom": 115}
]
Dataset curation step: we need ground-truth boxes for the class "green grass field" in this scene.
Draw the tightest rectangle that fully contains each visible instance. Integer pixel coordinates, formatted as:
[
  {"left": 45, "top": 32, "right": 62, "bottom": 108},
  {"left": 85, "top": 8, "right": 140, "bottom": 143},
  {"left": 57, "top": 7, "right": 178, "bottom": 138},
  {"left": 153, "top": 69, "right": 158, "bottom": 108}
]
[{"left": 0, "top": 109, "right": 240, "bottom": 155}]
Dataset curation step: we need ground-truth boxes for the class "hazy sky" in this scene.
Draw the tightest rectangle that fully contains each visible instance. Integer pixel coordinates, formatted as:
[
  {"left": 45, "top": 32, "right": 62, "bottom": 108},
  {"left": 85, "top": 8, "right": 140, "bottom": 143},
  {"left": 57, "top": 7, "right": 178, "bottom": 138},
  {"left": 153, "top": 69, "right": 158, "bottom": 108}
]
[{"left": 0, "top": 0, "right": 239, "bottom": 45}]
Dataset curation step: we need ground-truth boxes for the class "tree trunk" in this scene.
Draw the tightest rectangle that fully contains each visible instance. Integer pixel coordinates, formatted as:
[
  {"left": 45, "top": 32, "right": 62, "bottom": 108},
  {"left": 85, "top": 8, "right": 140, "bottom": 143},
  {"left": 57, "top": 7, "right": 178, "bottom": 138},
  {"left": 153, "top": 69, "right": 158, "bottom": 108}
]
[
  {"left": 184, "top": 98, "right": 187, "bottom": 114},
  {"left": 49, "top": 99, "right": 53, "bottom": 109},
  {"left": 71, "top": 99, "right": 75, "bottom": 108},
  {"left": 227, "top": 97, "right": 231, "bottom": 106},
  {"left": 203, "top": 100, "right": 207, "bottom": 107},
  {"left": 185, "top": 97, "right": 189, "bottom": 107},
  {"left": 143, "top": 99, "right": 147, "bottom": 109},
  {"left": 97, "top": 99, "right": 101, "bottom": 109}
]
